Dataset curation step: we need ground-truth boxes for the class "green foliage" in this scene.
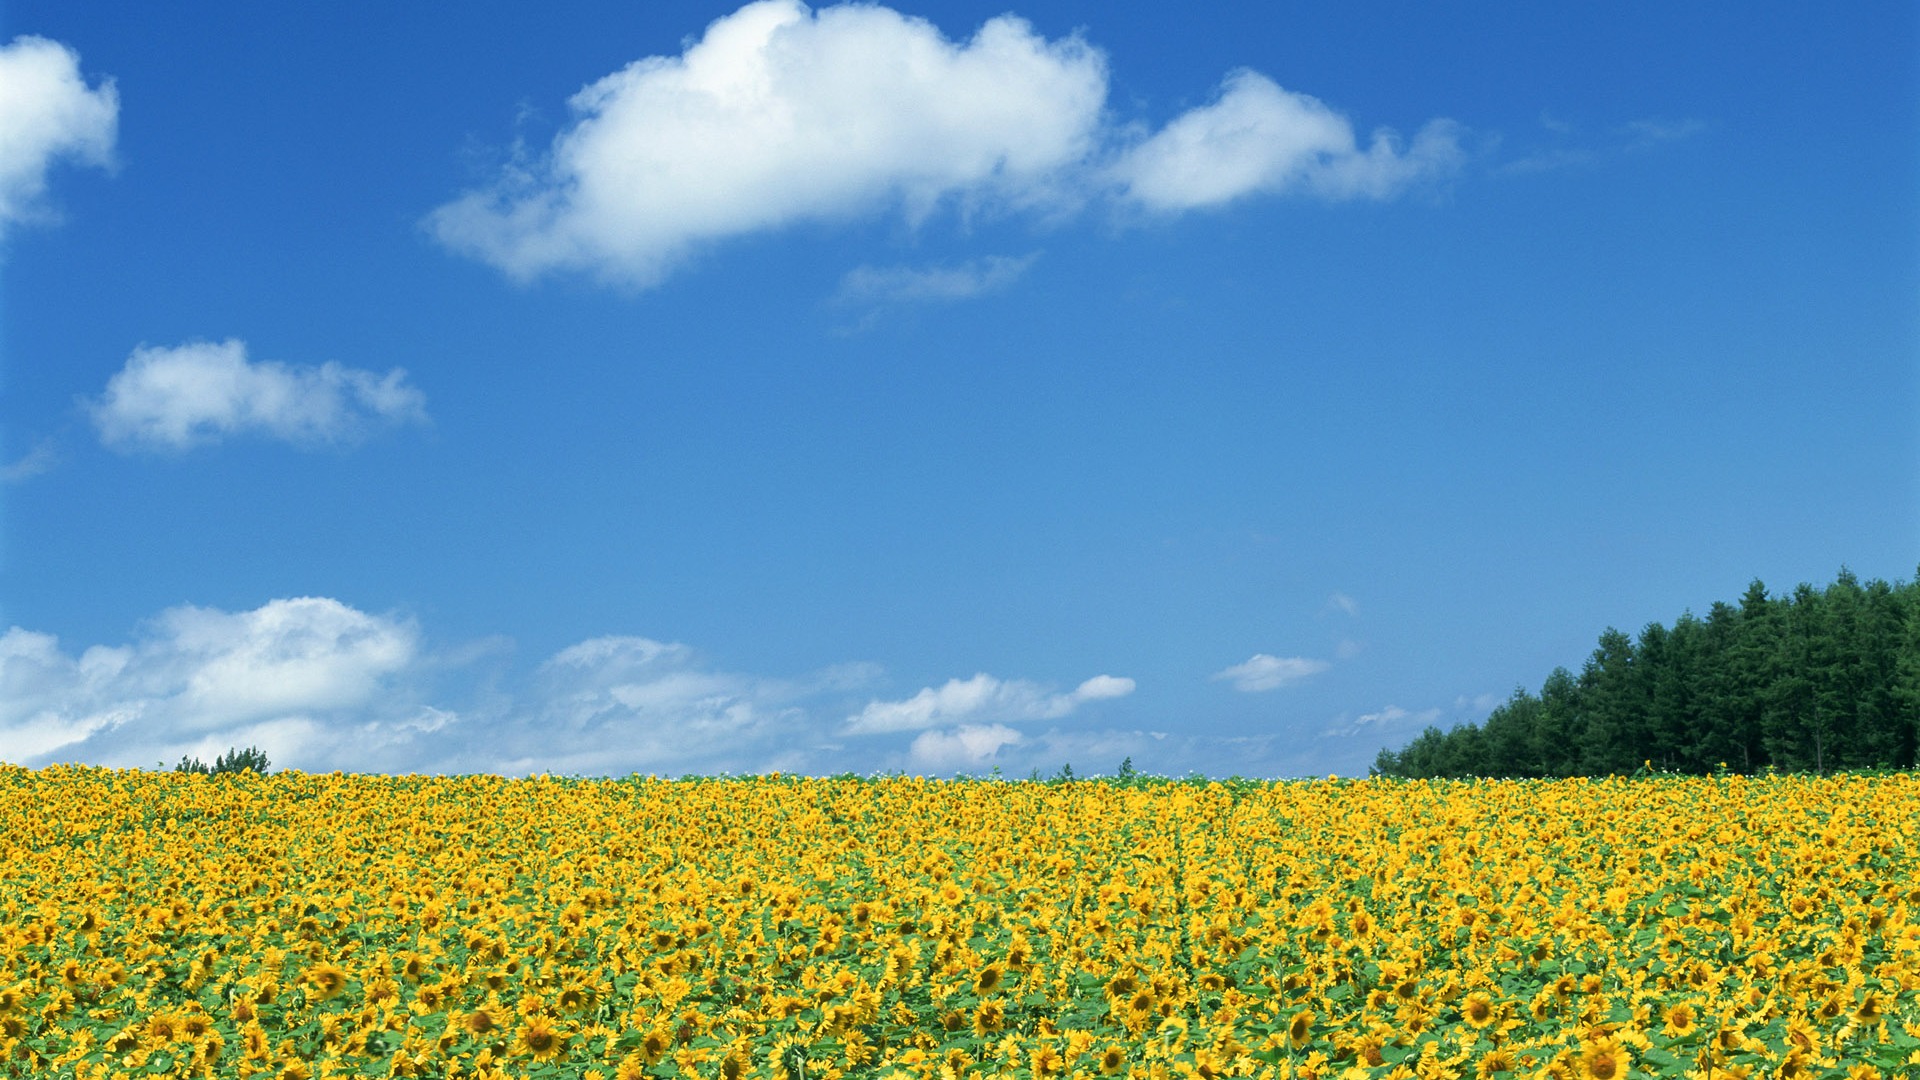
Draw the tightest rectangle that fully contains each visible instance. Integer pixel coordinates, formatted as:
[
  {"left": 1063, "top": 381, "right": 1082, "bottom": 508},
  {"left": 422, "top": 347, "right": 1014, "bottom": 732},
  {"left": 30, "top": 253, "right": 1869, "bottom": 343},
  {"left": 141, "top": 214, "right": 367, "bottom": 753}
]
[
  {"left": 171, "top": 745, "right": 271, "bottom": 775},
  {"left": 1374, "top": 566, "right": 1920, "bottom": 778}
]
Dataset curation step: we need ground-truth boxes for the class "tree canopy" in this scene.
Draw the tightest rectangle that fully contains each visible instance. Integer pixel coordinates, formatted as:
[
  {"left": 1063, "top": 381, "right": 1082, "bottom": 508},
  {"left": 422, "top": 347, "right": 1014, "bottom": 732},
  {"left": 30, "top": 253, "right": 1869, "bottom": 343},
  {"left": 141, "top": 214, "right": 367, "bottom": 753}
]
[{"left": 1372, "top": 567, "right": 1920, "bottom": 778}]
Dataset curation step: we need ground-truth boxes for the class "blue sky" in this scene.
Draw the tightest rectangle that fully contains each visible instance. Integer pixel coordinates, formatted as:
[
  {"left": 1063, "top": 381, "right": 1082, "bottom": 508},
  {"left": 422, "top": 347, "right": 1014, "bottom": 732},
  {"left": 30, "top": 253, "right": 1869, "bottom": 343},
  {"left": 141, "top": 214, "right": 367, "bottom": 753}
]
[{"left": 2, "top": 1, "right": 1915, "bottom": 778}]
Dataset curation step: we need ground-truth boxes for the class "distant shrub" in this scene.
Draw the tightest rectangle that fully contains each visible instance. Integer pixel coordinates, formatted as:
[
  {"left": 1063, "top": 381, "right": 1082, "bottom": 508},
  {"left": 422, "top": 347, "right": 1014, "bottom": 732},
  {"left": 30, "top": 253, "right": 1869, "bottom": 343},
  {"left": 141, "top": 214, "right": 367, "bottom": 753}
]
[{"left": 173, "top": 746, "right": 271, "bottom": 775}]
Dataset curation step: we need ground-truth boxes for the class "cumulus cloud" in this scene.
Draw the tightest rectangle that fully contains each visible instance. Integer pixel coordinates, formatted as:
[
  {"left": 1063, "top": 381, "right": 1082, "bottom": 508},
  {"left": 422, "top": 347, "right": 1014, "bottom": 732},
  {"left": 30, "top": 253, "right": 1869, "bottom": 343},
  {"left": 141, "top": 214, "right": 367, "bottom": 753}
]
[
  {"left": 428, "top": 1, "right": 1461, "bottom": 288},
  {"left": 1112, "top": 70, "right": 1462, "bottom": 210},
  {"left": 0, "top": 598, "right": 427, "bottom": 770},
  {"left": 88, "top": 339, "right": 428, "bottom": 451},
  {"left": 0, "top": 35, "right": 117, "bottom": 238},
  {"left": 428, "top": 1, "right": 1105, "bottom": 286},
  {"left": 906, "top": 722, "right": 1024, "bottom": 771},
  {"left": 487, "top": 635, "right": 823, "bottom": 776},
  {"left": 4, "top": 596, "right": 1415, "bottom": 778},
  {"left": 0, "top": 606, "right": 885, "bottom": 777},
  {"left": 843, "top": 671, "right": 1133, "bottom": 734},
  {"left": 836, "top": 252, "right": 1038, "bottom": 304},
  {"left": 1212, "top": 653, "right": 1330, "bottom": 692}
]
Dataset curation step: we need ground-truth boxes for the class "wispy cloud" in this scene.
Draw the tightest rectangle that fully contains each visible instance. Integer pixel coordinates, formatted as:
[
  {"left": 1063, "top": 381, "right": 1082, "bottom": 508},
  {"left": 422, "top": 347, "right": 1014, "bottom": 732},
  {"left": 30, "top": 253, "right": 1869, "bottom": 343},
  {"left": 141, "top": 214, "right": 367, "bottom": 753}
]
[
  {"left": 0, "top": 35, "right": 117, "bottom": 240},
  {"left": 88, "top": 339, "right": 428, "bottom": 452},
  {"left": 1319, "top": 703, "right": 1441, "bottom": 740},
  {"left": 836, "top": 252, "right": 1039, "bottom": 305},
  {"left": 1211, "top": 653, "right": 1329, "bottom": 692},
  {"left": 1498, "top": 114, "right": 1703, "bottom": 175},
  {"left": 843, "top": 671, "right": 1133, "bottom": 735},
  {"left": 1, "top": 438, "right": 59, "bottom": 483},
  {"left": 428, "top": 1, "right": 1463, "bottom": 289}
]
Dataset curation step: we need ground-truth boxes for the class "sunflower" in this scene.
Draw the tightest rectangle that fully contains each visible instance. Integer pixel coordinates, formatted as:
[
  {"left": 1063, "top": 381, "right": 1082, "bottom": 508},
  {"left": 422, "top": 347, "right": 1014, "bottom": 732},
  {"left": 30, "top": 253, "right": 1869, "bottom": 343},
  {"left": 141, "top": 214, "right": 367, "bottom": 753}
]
[
  {"left": 638, "top": 1027, "right": 671, "bottom": 1064},
  {"left": 304, "top": 962, "right": 348, "bottom": 1002},
  {"left": 399, "top": 952, "right": 431, "bottom": 982},
  {"left": 463, "top": 1004, "right": 502, "bottom": 1037},
  {"left": 1097, "top": 1045, "right": 1126, "bottom": 1075},
  {"left": 1351, "top": 1033, "right": 1387, "bottom": 1068},
  {"left": 1286, "top": 1009, "right": 1314, "bottom": 1051},
  {"left": 1659, "top": 1002, "right": 1697, "bottom": 1039},
  {"left": 144, "top": 1011, "right": 182, "bottom": 1042},
  {"left": 615, "top": 1054, "right": 648, "bottom": 1080},
  {"left": 1462, "top": 991, "right": 1497, "bottom": 1029},
  {"left": 555, "top": 982, "right": 596, "bottom": 1013},
  {"left": 1475, "top": 1048, "right": 1517, "bottom": 1078},
  {"left": 972, "top": 999, "right": 1005, "bottom": 1037},
  {"left": 1030, "top": 1044, "right": 1065, "bottom": 1078},
  {"left": 1572, "top": 1035, "right": 1628, "bottom": 1080},
  {"left": 516, "top": 1015, "right": 565, "bottom": 1061},
  {"left": 973, "top": 963, "right": 1007, "bottom": 995}
]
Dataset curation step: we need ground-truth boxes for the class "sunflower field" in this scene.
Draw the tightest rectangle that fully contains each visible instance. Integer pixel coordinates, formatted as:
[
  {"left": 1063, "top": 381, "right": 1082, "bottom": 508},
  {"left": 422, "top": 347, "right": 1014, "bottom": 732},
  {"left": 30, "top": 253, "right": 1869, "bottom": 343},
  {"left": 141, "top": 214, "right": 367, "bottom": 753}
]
[{"left": 1, "top": 766, "right": 1916, "bottom": 1080}]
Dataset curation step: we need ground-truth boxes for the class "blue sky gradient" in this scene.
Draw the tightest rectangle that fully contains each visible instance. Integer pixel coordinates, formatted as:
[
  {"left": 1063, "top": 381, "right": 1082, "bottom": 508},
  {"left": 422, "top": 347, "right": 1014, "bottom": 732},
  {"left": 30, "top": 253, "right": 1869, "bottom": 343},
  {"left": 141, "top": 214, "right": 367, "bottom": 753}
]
[{"left": 3, "top": 1, "right": 1915, "bottom": 777}]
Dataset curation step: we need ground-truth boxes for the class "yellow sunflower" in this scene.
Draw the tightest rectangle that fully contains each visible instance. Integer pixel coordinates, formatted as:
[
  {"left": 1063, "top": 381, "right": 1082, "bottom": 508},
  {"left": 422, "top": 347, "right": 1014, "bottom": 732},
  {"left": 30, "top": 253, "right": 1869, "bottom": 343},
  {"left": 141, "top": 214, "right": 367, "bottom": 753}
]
[
  {"left": 1475, "top": 1047, "right": 1518, "bottom": 1077},
  {"left": 973, "top": 962, "right": 1007, "bottom": 995},
  {"left": 972, "top": 999, "right": 1005, "bottom": 1037},
  {"left": 1286, "top": 1009, "right": 1315, "bottom": 1051},
  {"left": 516, "top": 1015, "right": 565, "bottom": 1061},
  {"left": 1659, "top": 1002, "right": 1698, "bottom": 1039},
  {"left": 1572, "top": 1035, "right": 1628, "bottom": 1080},
  {"left": 303, "top": 962, "right": 348, "bottom": 1002},
  {"left": 1461, "top": 991, "right": 1497, "bottom": 1029}
]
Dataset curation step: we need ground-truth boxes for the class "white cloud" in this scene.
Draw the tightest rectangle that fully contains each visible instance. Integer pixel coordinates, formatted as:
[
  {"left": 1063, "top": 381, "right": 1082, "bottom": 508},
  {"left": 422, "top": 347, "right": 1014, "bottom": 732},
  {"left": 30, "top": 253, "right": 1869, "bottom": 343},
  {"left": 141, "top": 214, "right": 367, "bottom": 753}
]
[
  {"left": 428, "top": 2, "right": 1462, "bottom": 288},
  {"left": 1, "top": 438, "right": 58, "bottom": 482},
  {"left": 0, "top": 36, "right": 117, "bottom": 238},
  {"left": 843, "top": 671, "right": 1134, "bottom": 735},
  {"left": 1324, "top": 592, "right": 1359, "bottom": 617},
  {"left": 1619, "top": 117, "right": 1704, "bottom": 150},
  {"left": 1111, "top": 69, "right": 1463, "bottom": 210},
  {"left": 0, "top": 598, "right": 425, "bottom": 770},
  {"left": 906, "top": 722, "right": 1024, "bottom": 771},
  {"left": 497, "top": 634, "right": 810, "bottom": 775},
  {"left": 1498, "top": 115, "right": 1702, "bottom": 175},
  {"left": 836, "top": 252, "right": 1038, "bottom": 304},
  {"left": 5, "top": 597, "right": 1418, "bottom": 778},
  {"left": 1212, "top": 653, "right": 1329, "bottom": 692},
  {"left": 1319, "top": 703, "right": 1441, "bottom": 740},
  {"left": 428, "top": 1, "right": 1106, "bottom": 286},
  {"left": 88, "top": 339, "right": 428, "bottom": 451}
]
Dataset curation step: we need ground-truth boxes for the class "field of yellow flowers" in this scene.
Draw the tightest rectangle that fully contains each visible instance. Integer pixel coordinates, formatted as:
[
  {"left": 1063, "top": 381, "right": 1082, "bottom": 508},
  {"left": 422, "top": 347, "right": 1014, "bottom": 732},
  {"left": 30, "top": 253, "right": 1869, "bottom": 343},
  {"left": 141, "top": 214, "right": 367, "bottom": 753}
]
[{"left": 1, "top": 766, "right": 1916, "bottom": 1080}]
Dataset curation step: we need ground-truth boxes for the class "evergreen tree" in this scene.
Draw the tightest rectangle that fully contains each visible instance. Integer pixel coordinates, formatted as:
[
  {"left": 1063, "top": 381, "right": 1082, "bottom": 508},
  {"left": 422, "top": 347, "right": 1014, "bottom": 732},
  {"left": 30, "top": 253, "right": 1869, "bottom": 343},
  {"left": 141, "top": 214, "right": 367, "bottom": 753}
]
[{"left": 1371, "top": 568, "right": 1919, "bottom": 778}]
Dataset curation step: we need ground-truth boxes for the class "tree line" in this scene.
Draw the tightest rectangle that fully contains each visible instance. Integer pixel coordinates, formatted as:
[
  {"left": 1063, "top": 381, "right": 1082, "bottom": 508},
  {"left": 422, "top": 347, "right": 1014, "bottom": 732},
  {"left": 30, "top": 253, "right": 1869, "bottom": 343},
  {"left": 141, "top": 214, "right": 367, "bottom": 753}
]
[{"left": 1373, "top": 567, "right": 1920, "bottom": 778}]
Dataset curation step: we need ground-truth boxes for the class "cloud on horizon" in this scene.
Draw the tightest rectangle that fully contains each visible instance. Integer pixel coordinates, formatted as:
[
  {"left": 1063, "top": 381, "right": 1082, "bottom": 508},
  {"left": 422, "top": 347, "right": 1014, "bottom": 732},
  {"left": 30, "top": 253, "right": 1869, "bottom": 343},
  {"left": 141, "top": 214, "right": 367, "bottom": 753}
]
[
  {"left": 3, "top": 598, "right": 1401, "bottom": 778},
  {"left": 842, "top": 671, "right": 1134, "bottom": 734},
  {"left": 0, "top": 35, "right": 117, "bottom": 241},
  {"left": 428, "top": 0, "right": 1462, "bottom": 288},
  {"left": 88, "top": 339, "right": 429, "bottom": 452}
]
